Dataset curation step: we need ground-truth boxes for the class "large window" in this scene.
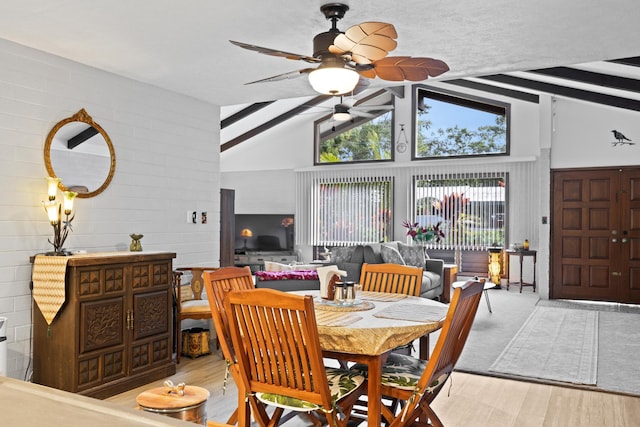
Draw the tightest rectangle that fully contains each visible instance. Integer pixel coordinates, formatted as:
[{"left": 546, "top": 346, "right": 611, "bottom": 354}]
[
  {"left": 412, "top": 172, "right": 507, "bottom": 249},
  {"left": 315, "top": 91, "right": 394, "bottom": 165},
  {"left": 414, "top": 87, "right": 509, "bottom": 159},
  {"left": 310, "top": 176, "right": 393, "bottom": 246}
]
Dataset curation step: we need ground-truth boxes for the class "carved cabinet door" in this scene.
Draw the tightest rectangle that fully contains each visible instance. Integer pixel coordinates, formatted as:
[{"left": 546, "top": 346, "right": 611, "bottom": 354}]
[{"left": 128, "top": 260, "right": 173, "bottom": 374}]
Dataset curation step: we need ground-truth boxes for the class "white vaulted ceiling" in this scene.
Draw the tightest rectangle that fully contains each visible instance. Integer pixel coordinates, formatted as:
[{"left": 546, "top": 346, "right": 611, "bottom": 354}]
[{"left": 1, "top": 0, "right": 639, "bottom": 107}]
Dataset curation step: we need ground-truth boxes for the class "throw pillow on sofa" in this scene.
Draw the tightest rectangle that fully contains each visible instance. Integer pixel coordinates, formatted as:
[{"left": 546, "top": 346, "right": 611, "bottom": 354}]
[
  {"left": 331, "top": 246, "right": 354, "bottom": 264},
  {"left": 381, "top": 245, "right": 405, "bottom": 265},
  {"left": 397, "top": 242, "right": 426, "bottom": 268},
  {"left": 264, "top": 261, "right": 293, "bottom": 272}
]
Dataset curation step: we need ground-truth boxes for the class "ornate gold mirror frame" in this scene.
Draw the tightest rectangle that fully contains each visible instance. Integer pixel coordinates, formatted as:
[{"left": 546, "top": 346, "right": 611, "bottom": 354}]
[{"left": 44, "top": 109, "right": 116, "bottom": 198}]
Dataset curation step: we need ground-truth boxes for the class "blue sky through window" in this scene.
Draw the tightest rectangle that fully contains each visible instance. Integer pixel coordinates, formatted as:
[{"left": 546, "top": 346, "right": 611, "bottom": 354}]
[{"left": 421, "top": 99, "right": 499, "bottom": 131}]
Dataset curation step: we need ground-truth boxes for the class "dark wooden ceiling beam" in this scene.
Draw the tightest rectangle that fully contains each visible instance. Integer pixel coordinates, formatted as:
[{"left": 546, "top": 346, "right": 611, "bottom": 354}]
[
  {"left": 221, "top": 95, "right": 330, "bottom": 152},
  {"left": 477, "top": 74, "right": 640, "bottom": 112},
  {"left": 606, "top": 56, "right": 640, "bottom": 67},
  {"left": 528, "top": 67, "right": 640, "bottom": 93},
  {"left": 221, "top": 101, "right": 275, "bottom": 129},
  {"left": 67, "top": 126, "right": 98, "bottom": 149}
]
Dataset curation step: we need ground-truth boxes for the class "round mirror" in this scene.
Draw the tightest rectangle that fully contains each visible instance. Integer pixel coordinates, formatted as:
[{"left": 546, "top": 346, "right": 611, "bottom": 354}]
[{"left": 44, "top": 109, "right": 115, "bottom": 198}]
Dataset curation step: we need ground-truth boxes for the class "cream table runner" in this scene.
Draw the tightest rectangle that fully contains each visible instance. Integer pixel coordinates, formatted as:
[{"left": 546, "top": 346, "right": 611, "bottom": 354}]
[
  {"left": 374, "top": 303, "right": 449, "bottom": 323},
  {"left": 32, "top": 255, "right": 69, "bottom": 325}
]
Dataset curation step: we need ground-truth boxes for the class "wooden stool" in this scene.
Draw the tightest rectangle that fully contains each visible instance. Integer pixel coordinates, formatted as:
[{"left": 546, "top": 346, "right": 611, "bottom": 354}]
[{"left": 137, "top": 384, "right": 210, "bottom": 425}]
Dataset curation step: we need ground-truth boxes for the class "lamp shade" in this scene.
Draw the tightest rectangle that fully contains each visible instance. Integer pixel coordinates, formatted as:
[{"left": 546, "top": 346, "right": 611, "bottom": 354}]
[
  {"left": 308, "top": 66, "right": 359, "bottom": 95},
  {"left": 44, "top": 201, "right": 59, "bottom": 224},
  {"left": 47, "top": 177, "right": 61, "bottom": 201},
  {"left": 63, "top": 191, "right": 77, "bottom": 215},
  {"left": 240, "top": 228, "right": 253, "bottom": 238},
  {"left": 333, "top": 112, "right": 351, "bottom": 122}
]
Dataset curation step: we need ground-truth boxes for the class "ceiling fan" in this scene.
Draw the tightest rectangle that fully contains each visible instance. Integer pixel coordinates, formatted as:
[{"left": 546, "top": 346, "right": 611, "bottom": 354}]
[
  {"left": 328, "top": 95, "right": 393, "bottom": 122},
  {"left": 230, "top": 2, "right": 449, "bottom": 96}
]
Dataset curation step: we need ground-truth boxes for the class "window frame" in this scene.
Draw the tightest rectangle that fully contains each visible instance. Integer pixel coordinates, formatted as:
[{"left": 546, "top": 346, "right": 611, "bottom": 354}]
[
  {"left": 411, "top": 85, "right": 511, "bottom": 160},
  {"left": 314, "top": 91, "right": 396, "bottom": 166}
]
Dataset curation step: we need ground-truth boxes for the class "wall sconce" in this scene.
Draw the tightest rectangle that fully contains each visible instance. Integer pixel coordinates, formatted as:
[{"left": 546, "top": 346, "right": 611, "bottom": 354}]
[
  {"left": 43, "top": 177, "right": 77, "bottom": 255},
  {"left": 488, "top": 247, "right": 503, "bottom": 288},
  {"left": 240, "top": 228, "right": 253, "bottom": 251}
]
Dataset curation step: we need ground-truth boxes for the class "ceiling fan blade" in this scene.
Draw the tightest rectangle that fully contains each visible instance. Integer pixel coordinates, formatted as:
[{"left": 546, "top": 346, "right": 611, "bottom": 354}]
[
  {"left": 350, "top": 110, "right": 375, "bottom": 118},
  {"left": 360, "top": 56, "right": 450, "bottom": 81},
  {"left": 245, "top": 68, "right": 314, "bottom": 85},
  {"left": 329, "top": 22, "right": 397, "bottom": 64},
  {"left": 230, "top": 40, "right": 321, "bottom": 64}
]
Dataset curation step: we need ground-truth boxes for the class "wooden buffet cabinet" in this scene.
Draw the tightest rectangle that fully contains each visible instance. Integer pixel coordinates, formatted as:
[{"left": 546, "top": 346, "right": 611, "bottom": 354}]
[{"left": 32, "top": 252, "right": 176, "bottom": 398}]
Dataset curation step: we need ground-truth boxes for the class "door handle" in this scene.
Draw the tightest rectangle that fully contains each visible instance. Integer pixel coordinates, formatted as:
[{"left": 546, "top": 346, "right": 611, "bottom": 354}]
[
  {"left": 611, "top": 238, "right": 618, "bottom": 243},
  {"left": 622, "top": 238, "right": 628, "bottom": 243}
]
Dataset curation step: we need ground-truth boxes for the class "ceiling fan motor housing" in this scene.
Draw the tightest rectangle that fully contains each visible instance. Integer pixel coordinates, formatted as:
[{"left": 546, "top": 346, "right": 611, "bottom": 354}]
[{"left": 313, "top": 30, "right": 342, "bottom": 58}]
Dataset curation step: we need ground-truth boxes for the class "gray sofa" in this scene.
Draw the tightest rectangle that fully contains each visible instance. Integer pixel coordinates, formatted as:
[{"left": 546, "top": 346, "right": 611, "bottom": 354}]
[
  {"left": 329, "top": 241, "right": 444, "bottom": 300},
  {"left": 255, "top": 278, "right": 320, "bottom": 292}
]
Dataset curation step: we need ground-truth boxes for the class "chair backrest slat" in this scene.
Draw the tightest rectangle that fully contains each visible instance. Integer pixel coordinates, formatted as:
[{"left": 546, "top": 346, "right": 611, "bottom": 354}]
[{"left": 359, "top": 263, "right": 424, "bottom": 296}]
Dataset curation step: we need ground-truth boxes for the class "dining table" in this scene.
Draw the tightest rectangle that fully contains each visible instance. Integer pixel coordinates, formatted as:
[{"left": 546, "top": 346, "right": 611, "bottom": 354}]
[{"left": 292, "top": 290, "right": 448, "bottom": 426}]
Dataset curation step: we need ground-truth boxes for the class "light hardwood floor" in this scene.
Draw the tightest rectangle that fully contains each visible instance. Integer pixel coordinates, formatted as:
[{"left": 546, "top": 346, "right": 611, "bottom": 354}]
[{"left": 107, "top": 352, "right": 640, "bottom": 426}]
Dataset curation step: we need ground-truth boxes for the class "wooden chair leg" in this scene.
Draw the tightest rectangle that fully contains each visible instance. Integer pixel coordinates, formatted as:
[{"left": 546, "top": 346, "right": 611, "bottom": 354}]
[{"left": 420, "top": 335, "right": 430, "bottom": 360}]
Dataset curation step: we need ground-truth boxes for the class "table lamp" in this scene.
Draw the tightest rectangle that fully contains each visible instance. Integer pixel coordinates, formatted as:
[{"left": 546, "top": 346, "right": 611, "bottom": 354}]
[{"left": 240, "top": 228, "right": 253, "bottom": 251}]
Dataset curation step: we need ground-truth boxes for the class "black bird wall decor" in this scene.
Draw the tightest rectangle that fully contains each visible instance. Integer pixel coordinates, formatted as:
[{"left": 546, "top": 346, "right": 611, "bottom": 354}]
[{"left": 611, "top": 129, "right": 635, "bottom": 146}]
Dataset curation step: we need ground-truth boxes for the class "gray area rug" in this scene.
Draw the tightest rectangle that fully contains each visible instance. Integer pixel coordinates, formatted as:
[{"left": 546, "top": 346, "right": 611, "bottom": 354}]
[
  {"left": 451, "top": 287, "right": 640, "bottom": 395},
  {"left": 488, "top": 306, "right": 598, "bottom": 385}
]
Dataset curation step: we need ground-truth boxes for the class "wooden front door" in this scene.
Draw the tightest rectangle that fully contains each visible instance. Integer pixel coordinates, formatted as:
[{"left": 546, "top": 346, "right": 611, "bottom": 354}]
[{"left": 551, "top": 167, "right": 640, "bottom": 304}]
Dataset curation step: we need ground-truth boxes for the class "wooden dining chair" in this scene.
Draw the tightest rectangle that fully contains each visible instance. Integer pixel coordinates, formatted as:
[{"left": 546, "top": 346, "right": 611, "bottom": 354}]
[
  {"left": 359, "top": 262, "right": 424, "bottom": 297},
  {"left": 202, "top": 266, "right": 269, "bottom": 426},
  {"left": 359, "top": 280, "right": 484, "bottom": 426},
  {"left": 359, "top": 262, "right": 427, "bottom": 356},
  {"left": 173, "top": 266, "right": 219, "bottom": 362},
  {"left": 224, "top": 288, "right": 366, "bottom": 427}
]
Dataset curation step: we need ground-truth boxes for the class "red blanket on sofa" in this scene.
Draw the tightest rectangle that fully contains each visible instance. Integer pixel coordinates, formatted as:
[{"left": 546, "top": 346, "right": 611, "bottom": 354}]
[{"left": 255, "top": 270, "right": 319, "bottom": 281}]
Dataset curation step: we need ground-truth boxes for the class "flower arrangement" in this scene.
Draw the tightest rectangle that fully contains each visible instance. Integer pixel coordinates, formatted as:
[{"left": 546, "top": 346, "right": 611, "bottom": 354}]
[{"left": 402, "top": 220, "right": 445, "bottom": 244}]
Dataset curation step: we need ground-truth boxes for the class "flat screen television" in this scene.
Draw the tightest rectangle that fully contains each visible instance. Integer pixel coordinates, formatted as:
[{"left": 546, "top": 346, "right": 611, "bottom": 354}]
[{"left": 235, "top": 214, "right": 294, "bottom": 253}]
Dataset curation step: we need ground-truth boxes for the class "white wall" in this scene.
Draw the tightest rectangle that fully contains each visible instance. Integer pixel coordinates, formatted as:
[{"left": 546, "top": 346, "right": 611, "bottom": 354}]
[
  {"left": 0, "top": 38, "right": 221, "bottom": 379},
  {"left": 551, "top": 96, "right": 640, "bottom": 168}
]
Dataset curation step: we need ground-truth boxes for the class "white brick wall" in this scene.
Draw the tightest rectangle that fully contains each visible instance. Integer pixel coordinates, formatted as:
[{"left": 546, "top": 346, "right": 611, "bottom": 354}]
[{"left": 0, "top": 38, "right": 220, "bottom": 379}]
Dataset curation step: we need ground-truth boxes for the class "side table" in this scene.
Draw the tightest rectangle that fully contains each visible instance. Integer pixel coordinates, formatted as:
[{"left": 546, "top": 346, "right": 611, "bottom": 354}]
[
  {"left": 137, "top": 384, "right": 210, "bottom": 424},
  {"left": 505, "top": 250, "right": 537, "bottom": 292}
]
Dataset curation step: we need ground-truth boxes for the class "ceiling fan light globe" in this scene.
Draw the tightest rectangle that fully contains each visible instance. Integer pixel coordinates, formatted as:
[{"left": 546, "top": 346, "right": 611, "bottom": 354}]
[
  {"left": 333, "top": 112, "right": 351, "bottom": 121},
  {"left": 308, "top": 67, "right": 359, "bottom": 95}
]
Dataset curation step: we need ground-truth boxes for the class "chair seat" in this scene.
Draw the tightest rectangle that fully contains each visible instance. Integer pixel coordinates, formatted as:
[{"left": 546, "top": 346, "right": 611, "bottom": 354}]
[
  {"left": 353, "top": 353, "right": 448, "bottom": 392},
  {"left": 256, "top": 367, "right": 365, "bottom": 411},
  {"left": 181, "top": 299, "right": 210, "bottom": 315}
]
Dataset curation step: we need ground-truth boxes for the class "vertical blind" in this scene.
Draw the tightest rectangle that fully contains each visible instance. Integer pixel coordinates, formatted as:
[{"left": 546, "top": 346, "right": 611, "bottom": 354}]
[
  {"left": 302, "top": 171, "right": 393, "bottom": 246},
  {"left": 410, "top": 171, "right": 507, "bottom": 250},
  {"left": 296, "top": 160, "right": 539, "bottom": 249}
]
